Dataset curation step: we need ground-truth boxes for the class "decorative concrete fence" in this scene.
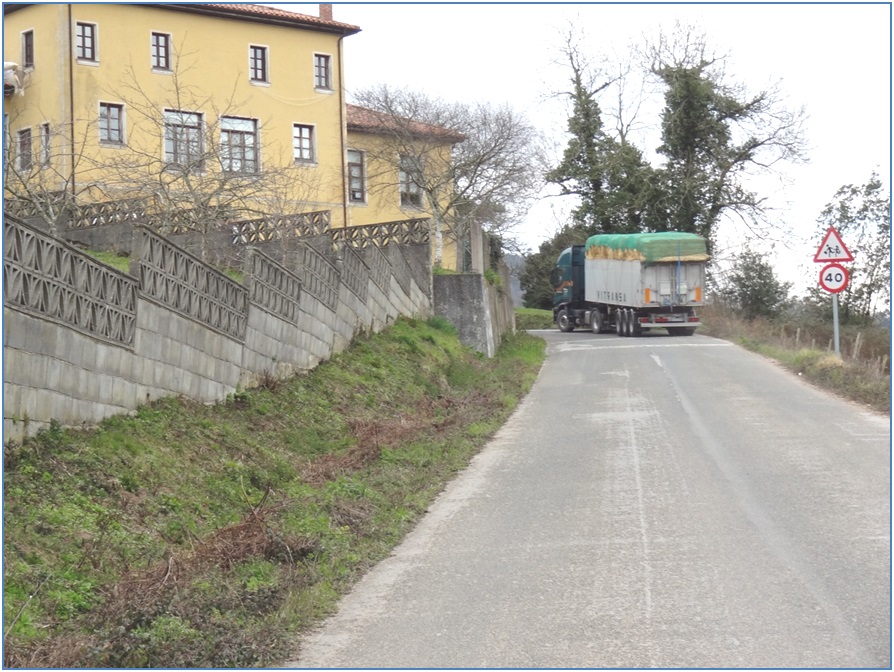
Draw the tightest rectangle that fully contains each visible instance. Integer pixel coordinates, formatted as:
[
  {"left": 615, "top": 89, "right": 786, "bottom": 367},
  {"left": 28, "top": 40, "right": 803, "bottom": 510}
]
[{"left": 3, "top": 214, "right": 432, "bottom": 444}]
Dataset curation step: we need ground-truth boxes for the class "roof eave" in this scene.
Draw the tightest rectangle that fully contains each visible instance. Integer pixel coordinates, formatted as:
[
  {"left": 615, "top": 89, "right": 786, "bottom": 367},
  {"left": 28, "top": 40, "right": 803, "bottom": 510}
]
[{"left": 140, "top": 3, "right": 361, "bottom": 36}]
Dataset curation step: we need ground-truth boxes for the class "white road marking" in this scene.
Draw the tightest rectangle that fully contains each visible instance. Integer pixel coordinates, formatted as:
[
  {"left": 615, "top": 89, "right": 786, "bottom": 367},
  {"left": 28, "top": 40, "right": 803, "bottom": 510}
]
[
  {"left": 621, "top": 365, "right": 654, "bottom": 634},
  {"left": 553, "top": 341, "right": 735, "bottom": 352}
]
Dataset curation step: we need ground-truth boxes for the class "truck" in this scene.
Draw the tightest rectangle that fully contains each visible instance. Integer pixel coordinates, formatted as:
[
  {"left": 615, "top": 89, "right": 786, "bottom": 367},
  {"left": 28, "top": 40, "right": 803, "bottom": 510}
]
[{"left": 550, "top": 232, "right": 709, "bottom": 337}]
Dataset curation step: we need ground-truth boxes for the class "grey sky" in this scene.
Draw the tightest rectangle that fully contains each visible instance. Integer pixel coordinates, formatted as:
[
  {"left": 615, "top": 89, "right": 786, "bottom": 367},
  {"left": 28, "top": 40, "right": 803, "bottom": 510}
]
[{"left": 275, "top": 2, "right": 890, "bottom": 291}]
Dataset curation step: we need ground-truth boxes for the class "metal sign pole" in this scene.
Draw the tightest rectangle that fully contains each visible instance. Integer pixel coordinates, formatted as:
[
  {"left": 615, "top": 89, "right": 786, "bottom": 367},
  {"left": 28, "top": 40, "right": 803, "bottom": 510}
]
[
  {"left": 814, "top": 227, "right": 851, "bottom": 357},
  {"left": 832, "top": 293, "right": 840, "bottom": 355}
]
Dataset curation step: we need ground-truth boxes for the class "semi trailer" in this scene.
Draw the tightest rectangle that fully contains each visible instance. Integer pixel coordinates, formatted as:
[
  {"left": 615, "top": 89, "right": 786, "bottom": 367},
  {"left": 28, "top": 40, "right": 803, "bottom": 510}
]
[{"left": 550, "top": 232, "right": 709, "bottom": 337}]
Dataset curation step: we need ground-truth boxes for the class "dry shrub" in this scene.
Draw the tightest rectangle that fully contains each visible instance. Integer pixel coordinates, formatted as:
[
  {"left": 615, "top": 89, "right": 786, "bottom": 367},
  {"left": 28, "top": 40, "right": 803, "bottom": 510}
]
[
  {"left": 103, "top": 505, "right": 313, "bottom": 615},
  {"left": 5, "top": 507, "right": 316, "bottom": 669},
  {"left": 301, "top": 393, "right": 499, "bottom": 487}
]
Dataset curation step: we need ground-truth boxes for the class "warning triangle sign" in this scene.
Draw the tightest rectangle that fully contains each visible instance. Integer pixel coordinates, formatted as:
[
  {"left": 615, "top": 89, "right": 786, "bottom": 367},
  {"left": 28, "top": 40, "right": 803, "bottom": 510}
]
[{"left": 814, "top": 226, "right": 854, "bottom": 263}]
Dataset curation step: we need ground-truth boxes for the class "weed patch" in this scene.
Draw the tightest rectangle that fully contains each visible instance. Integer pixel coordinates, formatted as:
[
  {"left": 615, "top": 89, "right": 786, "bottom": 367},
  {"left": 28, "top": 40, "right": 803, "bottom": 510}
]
[
  {"left": 702, "top": 304, "right": 889, "bottom": 414},
  {"left": 515, "top": 307, "right": 555, "bottom": 331},
  {"left": 3, "top": 320, "right": 545, "bottom": 668}
]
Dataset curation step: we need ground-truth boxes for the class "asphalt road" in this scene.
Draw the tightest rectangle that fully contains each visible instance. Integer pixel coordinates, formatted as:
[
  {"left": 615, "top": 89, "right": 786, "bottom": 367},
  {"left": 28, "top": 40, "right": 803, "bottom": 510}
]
[{"left": 289, "top": 330, "right": 891, "bottom": 668}]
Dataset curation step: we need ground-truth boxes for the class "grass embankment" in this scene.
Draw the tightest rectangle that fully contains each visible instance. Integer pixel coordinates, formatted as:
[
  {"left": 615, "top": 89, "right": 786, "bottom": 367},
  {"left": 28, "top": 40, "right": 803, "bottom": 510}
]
[
  {"left": 3, "top": 318, "right": 545, "bottom": 668},
  {"left": 513, "top": 305, "right": 888, "bottom": 414},
  {"left": 515, "top": 307, "right": 555, "bottom": 331},
  {"left": 699, "top": 304, "right": 890, "bottom": 414}
]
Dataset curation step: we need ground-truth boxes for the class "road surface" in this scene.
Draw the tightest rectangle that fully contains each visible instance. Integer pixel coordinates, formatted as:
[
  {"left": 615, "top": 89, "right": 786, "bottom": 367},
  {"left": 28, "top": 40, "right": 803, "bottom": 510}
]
[{"left": 289, "top": 331, "right": 890, "bottom": 668}]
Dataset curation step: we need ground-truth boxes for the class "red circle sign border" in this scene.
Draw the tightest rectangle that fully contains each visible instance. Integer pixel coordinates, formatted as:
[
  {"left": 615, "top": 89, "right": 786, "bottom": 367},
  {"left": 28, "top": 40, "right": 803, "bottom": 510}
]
[{"left": 819, "top": 263, "right": 849, "bottom": 294}]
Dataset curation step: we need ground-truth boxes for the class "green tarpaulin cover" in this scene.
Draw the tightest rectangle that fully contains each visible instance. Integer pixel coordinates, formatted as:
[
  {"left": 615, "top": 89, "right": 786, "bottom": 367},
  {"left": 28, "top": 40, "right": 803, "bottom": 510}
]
[{"left": 585, "top": 232, "right": 709, "bottom": 264}]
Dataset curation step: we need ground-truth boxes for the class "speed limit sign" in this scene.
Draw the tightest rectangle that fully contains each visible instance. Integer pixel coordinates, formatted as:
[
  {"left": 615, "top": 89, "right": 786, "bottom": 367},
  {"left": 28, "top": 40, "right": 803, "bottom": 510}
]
[{"left": 819, "top": 263, "right": 849, "bottom": 293}]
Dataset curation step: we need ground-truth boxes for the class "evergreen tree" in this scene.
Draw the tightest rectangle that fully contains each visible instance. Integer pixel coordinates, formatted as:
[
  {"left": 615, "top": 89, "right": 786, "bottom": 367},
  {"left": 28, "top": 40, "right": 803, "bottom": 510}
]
[
  {"left": 519, "top": 223, "right": 590, "bottom": 309},
  {"left": 722, "top": 249, "right": 791, "bottom": 320},
  {"left": 546, "top": 41, "right": 654, "bottom": 234},
  {"left": 807, "top": 172, "right": 891, "bottom": 322},
  {"left": 647, "top": 25, "right": 808, "bottom": 246}
]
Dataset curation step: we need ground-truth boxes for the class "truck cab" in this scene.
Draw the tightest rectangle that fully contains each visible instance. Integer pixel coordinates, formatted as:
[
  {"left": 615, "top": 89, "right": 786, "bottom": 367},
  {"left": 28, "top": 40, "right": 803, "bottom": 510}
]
[{"left": 551, "top": 245, "right": 586, "bottom": 331}]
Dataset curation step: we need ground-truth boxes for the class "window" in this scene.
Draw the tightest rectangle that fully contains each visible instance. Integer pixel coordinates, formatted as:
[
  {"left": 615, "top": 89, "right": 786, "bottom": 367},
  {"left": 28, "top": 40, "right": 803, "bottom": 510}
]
[
  {"left": 220, "top": 116, "right": 258, "bottom": 173},
  {"left": 151, "top": 32, "right": 171, "bottom": 70},
  {"left": 40, "top": 123, "right": 50, "bottom": 167},
  {"left": 17, "top": 128, "right": 32, "bottom": 171},
  {"left": 22, "top": 30, "right": 34, "bottom": 69},
  {"left": 292, "top": 124, "right": 315, "bottom": 163},
  {"left": 164, "top": 110, "right": 203, "bottom": 168},
  {"left": 399, "top": 155, "right": 422, "bottom": 207},
  {"left": 76, "top": 22, "right": 97, "bottom": 62},
  {"left": 99, "top": 103, "right": 124, "bottom": 144},
  {"left": 314, "top": 53, "right": 331, "bottom": 90},
  {"left": 347, "top": 149, "right": 365, "bottom": 202},
  {"left": 249, "top": 45, "right": 268, "bottom": 82}
]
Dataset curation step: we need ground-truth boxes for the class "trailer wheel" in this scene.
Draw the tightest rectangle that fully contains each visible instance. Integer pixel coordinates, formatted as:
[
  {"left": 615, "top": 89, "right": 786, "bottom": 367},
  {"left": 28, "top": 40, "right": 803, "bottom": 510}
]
[
  {"left": 557, "top": 308, "right": 575, "bottom": 333},
  {"left": 590, "top": 309, "right": 604, "bottom": 334},
  {"left": 616, "top": 310, "right": 627, "bottom": 337},
  {"left": 675, "top": 327, "right": 696, "bottom": 336},
  {"left": 631, "top": 313, "right": 643, "bottom": 337}
]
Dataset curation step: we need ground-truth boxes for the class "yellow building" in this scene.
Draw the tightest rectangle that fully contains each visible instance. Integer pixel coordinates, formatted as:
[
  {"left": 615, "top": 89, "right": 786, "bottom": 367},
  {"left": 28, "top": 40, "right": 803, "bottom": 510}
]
[
  {"left": 3, "top": 3, "right": 464, "bottom": 267},
  {"left": 345, "top": 103, "right": 465, "bottom": 269}
]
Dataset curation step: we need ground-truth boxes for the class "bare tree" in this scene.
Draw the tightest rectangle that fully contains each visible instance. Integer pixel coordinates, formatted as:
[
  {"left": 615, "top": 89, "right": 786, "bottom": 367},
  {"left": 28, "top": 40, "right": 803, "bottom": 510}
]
[
  {"left": 350, "top": 85, "right": 543, "bottom": 265},
  {"left": 5, "top": 48, "right": 328, "bottom": 259},
  {"left": 92, "top": 52, "right": 327, "bottom": 258},
  {"left": 3, "top": 108, "right": 94, "bottom": 234}
]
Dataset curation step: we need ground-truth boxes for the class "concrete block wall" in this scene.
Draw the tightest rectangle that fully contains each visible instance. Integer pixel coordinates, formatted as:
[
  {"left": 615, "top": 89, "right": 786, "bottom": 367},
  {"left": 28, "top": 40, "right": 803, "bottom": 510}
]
[
  {"left": 432, "top": 262, "right": 515, "bottom": 358},
  {"left": 4, "top": 217, "right": 432, "bottom": 444}
]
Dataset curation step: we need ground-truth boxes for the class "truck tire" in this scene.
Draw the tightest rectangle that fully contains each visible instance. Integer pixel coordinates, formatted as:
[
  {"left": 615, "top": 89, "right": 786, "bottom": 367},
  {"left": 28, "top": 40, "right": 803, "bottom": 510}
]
[
  {"left": 557, "top": 308, "right": 575, "bottom": 333},
  {"left": 631, "top": 312, "right": 643, "bottom": 337},
  {"left": 675, "top": 327, "right": 696, "bottom": 336},
  {"left": 616, "top": 309, "right": 627, "bottom": 337},
  {"left": 590, "top": 309, "right": 604, "bottom": 334}
]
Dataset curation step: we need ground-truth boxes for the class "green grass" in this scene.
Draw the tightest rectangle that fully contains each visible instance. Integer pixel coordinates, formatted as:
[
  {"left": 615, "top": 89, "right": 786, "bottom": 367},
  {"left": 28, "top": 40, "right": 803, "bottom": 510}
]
[
  {"left": 701, "top": 304, "right": 889, "bottom": 414},
  {"left": 515, "top": 307, "right": 555, "bottom": 331},
  {"left": 3, "top": 317, "right": 546, "bottom": 668},
  {"left": 83, "top": 249, "right": 245, "bottom": 285},
  {"left": 82, "top": 249, "right": 131, "bottom": 274}
]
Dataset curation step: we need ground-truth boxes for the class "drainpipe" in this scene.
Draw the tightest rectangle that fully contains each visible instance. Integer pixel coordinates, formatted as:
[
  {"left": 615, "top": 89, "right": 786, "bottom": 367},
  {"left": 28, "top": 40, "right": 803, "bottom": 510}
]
[
  {"left": 325, "top": 0, "right": 348, "bottom": 235},
  {"left": 67, "top": 4, "right": 76, "bottom": 224},
  {"left": 337, "top": 33, "right": 347, "bottom": 235}
]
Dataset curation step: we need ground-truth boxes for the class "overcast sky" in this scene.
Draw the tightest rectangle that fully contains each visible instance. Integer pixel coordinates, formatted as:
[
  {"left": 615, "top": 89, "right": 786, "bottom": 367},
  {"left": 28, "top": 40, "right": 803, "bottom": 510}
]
[{"left": 274, "top": 2, "right": 890, "bottom": 292}]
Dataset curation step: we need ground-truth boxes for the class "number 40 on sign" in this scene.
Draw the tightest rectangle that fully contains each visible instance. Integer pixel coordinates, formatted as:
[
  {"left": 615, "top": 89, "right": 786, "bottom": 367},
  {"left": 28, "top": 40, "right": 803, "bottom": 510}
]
[
  {"left": 818, "top": 263, "right": 849, "bottom": 294},
  {"left": 814, "top": 226, "right": 852, "bottom": 294}
]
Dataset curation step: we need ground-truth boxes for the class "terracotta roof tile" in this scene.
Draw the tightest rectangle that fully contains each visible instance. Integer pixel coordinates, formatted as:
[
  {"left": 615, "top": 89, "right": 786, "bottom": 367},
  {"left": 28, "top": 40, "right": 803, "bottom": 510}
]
[
  {"left": 346, "top": 104, "right": 465, "bottom": 143},
  {"left": 165, "top": 3, "right": 360, "bottom": 34}
]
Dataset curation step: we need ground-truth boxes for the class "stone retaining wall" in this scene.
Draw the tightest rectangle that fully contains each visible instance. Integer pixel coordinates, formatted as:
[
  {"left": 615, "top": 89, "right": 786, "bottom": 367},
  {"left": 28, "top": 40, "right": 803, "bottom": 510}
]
[{"left": 3, "top": 215, "right": 432, "bottom": 444}]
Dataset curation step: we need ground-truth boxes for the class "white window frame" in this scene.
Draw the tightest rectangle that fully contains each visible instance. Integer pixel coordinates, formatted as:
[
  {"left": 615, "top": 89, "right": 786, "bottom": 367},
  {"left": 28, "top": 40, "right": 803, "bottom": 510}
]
[
  {"left": 292, "top": 123, "right": 316, "bottom": 164},
  {"left": 22, "top": 29, "right": 35, "bottom": 70},
  {"left": 16, "top": 127, "right": 33, "bottom": 172},
  {"left": 249, "top": 44, "right": 269, "bottom": 84},
  {"left": 399, "top": 154, "right": 423, "bottom": 208},
  {"left": 313, "top": 52, "right": 332, "bottom": 91},
  {"left": 40, "top": 123, "right": 50, "bottom": 167},
  {"left": 99, "top": 102, "right": 125, "bottom": 145},
  {"left": 150, "top": 31, "right": 172, "bottom": 72},
  {"left": 220, "top": 116, "right": 259, "bottom": 173},
  {"left": 164, "top": 109, "right": 204, "bottom": 170},
  {"left": 347, "top": 149, "right": 366, "bottom": 203},
  {"left": 75, "top": 21, "right": 98, "bottom": 64}
]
